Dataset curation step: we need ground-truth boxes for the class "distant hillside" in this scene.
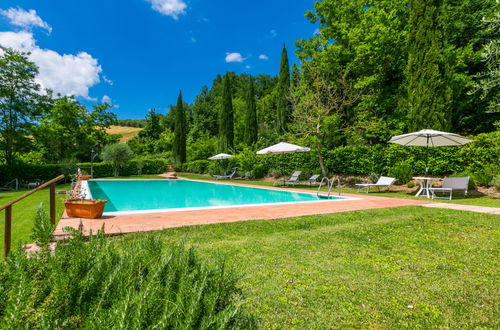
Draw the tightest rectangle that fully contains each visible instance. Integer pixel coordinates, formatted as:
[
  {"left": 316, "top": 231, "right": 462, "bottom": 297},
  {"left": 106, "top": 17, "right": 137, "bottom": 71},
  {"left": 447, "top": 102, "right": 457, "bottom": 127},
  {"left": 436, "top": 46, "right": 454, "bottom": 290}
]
[{"left": 107, "top": 125, "right": 143, "bottom": 142}]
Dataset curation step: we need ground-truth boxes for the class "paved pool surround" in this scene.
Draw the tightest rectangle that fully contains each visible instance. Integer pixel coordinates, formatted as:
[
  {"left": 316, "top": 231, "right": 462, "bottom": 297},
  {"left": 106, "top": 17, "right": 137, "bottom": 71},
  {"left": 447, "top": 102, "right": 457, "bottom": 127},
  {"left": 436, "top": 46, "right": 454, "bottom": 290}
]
[{"left": 54, "top": 178, "right": 431, "bottom": 238}]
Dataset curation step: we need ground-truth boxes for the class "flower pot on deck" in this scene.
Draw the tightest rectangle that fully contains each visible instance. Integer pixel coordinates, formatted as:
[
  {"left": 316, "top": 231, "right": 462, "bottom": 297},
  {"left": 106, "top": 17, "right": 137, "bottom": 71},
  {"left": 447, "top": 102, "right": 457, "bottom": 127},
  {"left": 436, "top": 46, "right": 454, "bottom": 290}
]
[
  {"left": 78, "top": 175, "right": 92, "bottom": 181},
  {"left": 64, "top": 200, "right": 107, "bottom": 219}
]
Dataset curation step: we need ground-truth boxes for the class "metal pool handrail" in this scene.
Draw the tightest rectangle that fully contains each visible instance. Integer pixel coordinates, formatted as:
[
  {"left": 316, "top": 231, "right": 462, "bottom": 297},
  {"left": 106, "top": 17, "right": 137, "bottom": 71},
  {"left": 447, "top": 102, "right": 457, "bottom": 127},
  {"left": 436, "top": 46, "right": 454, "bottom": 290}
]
[{"left": 317, "top": 177, "right": 341, "bottom": 198}]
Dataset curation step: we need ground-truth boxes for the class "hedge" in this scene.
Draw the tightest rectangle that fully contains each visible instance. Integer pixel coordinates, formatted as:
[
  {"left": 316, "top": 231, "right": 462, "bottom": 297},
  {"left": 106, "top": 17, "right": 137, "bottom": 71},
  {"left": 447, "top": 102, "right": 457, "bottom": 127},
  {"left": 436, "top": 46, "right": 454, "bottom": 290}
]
[
  {"left": 183, "top": 131, "right": 499, "bottom": 178},
  {"left": 2, "top": 132, "right": 498, "bottom": 181},
  {"left": 0, "top": 159, "right": 169, "bottom": 182}
]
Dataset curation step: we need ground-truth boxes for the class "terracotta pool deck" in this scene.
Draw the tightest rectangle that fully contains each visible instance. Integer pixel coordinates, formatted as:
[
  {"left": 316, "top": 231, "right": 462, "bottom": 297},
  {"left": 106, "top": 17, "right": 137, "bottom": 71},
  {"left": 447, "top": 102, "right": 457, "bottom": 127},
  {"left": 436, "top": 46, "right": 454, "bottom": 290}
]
[{"left": 54, "top": 179, "right": 431, "bottom": 239}]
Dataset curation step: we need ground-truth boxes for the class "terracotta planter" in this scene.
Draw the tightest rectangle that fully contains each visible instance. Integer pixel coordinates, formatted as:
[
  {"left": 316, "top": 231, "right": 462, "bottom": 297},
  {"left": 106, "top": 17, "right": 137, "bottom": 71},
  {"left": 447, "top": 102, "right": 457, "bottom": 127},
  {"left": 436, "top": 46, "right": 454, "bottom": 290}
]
[
  {"left": 64, "top": 200, "right": 107, "bottom": 219},
  {"left": 78, "top": 175, "right": 92, "bottom": 181}
]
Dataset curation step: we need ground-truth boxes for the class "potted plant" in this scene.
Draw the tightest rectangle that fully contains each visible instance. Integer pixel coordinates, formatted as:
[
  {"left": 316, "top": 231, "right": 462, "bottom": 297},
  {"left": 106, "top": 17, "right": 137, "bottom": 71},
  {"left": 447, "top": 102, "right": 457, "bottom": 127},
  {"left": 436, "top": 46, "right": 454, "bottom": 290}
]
[
  {"left": 64, "top": 191, "right": 106, "bottom": 219},
  {"left": 78, "top": 169, "right": 92, "bottom": 181},
  {"left": 64, "top": 198, "right": 107, "bottom": 219}
]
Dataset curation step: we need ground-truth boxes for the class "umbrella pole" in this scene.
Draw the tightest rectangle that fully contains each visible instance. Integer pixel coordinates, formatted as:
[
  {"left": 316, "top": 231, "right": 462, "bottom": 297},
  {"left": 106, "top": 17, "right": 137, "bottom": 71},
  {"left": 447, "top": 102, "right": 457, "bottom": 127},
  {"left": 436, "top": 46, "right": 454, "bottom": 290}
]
[{"left": 425, "top": 136, "right": 429, "bottom": 176}]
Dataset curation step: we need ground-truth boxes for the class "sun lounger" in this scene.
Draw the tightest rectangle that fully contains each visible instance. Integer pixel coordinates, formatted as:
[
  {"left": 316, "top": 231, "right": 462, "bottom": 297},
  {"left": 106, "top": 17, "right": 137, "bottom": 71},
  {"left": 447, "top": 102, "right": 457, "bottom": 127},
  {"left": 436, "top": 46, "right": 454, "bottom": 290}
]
[
  {"left": 355, "top": 176, "right": 396, "bottom": 193},
  {"left": 301, "top": 174, "right": 320, "bottom": 185},
  {"left": 430, "top": 176, "right": 469, "bottom": 200},
  {"left": 272, "top": 171, "right": 302, "bottom": 186},
  {"left": 28, "top": 179, "right": 45, "bottom": 189},
  {"left": 213, "top": 168, "right": 238, "bottom": 180}
]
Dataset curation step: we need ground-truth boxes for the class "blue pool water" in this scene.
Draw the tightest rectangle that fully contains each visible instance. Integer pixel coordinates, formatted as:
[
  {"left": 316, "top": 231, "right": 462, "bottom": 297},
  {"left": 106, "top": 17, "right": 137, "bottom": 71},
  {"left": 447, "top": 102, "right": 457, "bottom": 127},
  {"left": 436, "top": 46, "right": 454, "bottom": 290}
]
[{"left": 87, "top": 180, "right": 344, "bottom": 213}]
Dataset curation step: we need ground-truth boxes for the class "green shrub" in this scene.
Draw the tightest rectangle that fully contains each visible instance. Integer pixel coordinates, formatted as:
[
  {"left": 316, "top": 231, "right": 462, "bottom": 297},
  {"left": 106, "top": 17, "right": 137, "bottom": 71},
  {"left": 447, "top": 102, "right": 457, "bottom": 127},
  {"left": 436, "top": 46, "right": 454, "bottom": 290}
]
[
  {"left": 0, "top": 159, "right": 169, "bottom": 181},
  {"left": 407, "top": 182, "right": 415, "bottom": 188},
  {"left": 490, "top": 175, "right": 500, "bottom": 189},
  {"left": 388, "top": 162, "right": 414, "bottom": 185},
  {"left": 30, "top": 203, "right": 54, "bottom": 247},
  {"left": 0, "top": 164, "right": 61, "bottom": 181},
  {"left": 471, "top": 171, "right": 492, "bottom": 187},
  {"left": 470, "top": 165, "right": 498, "bottom": 187},
  {"left": 252, "top": 164, "right": 267, "bottom": 179},
  {"left": 236, "top": 148, "right": 258, "bottom": 174},
  {"left": 0, "top": 230, "right": 256, "bottom": 328},
  {"left": 184, "top": 160, "right": 210, "bottom": 174}
]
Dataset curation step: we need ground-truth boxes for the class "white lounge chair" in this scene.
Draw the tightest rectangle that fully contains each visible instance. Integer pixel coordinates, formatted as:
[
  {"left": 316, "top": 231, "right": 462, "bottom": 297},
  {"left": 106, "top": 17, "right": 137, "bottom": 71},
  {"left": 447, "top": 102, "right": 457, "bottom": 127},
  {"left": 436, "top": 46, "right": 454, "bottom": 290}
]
[
  {"left": 355, "top": 176, "right": 396, "bottom": 193},
  {"left": 430, "top": 176, "right": 469, "bottom": 200},
  {"left": 213, "top": 168, "right": 238, "bottom": 180},
  {"left": 301, "top": 174, "right": 320, "bottom": 185}
]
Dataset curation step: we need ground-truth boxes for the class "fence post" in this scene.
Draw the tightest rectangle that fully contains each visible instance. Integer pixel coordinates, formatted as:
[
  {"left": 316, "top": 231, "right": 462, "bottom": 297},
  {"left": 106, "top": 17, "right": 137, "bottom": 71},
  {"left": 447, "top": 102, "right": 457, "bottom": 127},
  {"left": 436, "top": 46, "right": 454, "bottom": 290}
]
[
  {"left": 50, "top": 183, "right": 56, "bottom": 225},
  {"left": 4, "top": 205, "right": 12, "bottom": 262}
]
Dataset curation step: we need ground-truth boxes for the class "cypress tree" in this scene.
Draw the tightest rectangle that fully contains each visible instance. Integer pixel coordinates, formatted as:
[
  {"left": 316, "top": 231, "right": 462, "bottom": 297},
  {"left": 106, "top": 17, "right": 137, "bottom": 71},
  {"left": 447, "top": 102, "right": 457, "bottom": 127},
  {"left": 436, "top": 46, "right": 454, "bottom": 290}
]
[
  {"left": 406, "top": 0, "right": 451, "bottom": 130},
  {"left": 244, "top": 77, "right": 258, "bottom": 146},
  {"left": 173, "top": 91, "right": 186, "bottom": 163},
  {"left": 219, "top": 74, "right": 234, "bottom": 152},
  {"left": 277, "top": 44, "right": 291, "bottom": 133}
]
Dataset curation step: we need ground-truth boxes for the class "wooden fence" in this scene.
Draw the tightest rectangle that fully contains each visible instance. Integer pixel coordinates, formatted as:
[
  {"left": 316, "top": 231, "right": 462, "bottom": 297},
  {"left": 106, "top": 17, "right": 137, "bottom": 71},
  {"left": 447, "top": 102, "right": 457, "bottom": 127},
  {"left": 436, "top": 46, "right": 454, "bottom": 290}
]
[{"left": 0, "top": 175, "right": 65, "bottom": 261}]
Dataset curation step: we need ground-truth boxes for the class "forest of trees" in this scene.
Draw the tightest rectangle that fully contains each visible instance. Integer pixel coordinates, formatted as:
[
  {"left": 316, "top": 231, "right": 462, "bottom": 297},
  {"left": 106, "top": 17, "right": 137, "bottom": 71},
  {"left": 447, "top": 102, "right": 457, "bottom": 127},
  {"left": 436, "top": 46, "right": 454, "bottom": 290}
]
[
  {"left": 0, "top": 0, "right": 498, "bottom": 173},
  {"left": 127, "top": 0, "right": 498, "bottom": 166}
]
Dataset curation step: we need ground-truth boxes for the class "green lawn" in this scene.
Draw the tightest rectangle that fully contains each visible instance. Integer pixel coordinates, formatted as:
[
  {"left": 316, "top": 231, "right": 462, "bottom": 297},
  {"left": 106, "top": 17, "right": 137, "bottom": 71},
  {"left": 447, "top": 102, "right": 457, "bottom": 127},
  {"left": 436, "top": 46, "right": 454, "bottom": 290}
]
[
  {"left": 0, "top": 184, "right": 69, "bottom": 253},
  {"left": 121, "top": 206, "right": 499, "bottom": 328},
  {"left": 179, "top": 173, "right": 500, "bottom": 207},
  {"left": 1, "top": 175, "right": 498, "bottom": 326}
]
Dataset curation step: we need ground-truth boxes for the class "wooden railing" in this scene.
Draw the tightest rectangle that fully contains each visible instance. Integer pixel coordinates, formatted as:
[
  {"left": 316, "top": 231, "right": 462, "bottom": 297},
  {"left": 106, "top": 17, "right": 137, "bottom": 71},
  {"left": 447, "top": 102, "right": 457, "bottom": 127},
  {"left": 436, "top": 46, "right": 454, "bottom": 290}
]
[{"left": 1, "top": 175, "right": 65, "bottom": 261}]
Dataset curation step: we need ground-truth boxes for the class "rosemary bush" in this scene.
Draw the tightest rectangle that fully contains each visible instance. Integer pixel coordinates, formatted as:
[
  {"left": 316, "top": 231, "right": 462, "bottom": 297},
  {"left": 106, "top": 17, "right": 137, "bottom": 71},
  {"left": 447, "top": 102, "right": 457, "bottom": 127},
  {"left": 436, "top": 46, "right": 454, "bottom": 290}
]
[
  {"left": 0, "top": 230, "right": 256, "bottom": 329},
  {"left": 30, "top": 202, "right": 54, "bottom": 247}
]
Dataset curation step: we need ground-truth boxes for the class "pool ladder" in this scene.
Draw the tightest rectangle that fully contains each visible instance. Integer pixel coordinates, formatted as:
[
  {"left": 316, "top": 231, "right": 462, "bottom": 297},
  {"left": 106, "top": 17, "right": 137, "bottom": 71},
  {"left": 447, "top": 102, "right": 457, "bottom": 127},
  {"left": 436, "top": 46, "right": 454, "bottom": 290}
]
[{"left": 317, "top": 177, "right": 342, "bottom": 198}]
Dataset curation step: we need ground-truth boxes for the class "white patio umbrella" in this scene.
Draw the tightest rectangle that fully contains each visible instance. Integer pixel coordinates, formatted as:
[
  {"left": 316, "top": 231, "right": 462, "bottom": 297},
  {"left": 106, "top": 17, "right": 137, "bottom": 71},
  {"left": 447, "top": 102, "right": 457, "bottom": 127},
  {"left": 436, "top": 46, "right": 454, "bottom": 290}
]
[
  {"left": 208, "top": 153, "right": 234, "bottom": 160},
  {"left": 388, "top": 129, "right": 474, "bottom": 174},
  {"left": 256, "top": 142, "right": 311, "bottom": 185},
  {"left": 256, "top": 142, "right": 311, "bottom": 155}
]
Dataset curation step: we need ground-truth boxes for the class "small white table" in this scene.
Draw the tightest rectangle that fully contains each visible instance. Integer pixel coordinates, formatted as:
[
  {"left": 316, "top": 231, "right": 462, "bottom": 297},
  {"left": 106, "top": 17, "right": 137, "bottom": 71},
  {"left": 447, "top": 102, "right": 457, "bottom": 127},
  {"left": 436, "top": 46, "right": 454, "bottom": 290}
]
[{"left": 413, "top": 177, "right": 439, "bottom": 198}]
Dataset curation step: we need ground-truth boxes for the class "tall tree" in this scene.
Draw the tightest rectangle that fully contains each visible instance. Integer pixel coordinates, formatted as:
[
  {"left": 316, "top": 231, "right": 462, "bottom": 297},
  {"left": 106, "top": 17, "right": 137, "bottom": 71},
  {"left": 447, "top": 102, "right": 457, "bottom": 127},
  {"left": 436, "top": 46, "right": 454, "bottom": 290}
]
[
  {"left": 277, "top": 44, "right": 291, "bottom": 133},
  {"left": 406, "top": 0, "right": 451, "bottom": 130},
  {"left": 33, "top": 97, "right": 117, "bottom": 163},
  {"left": 291, "top": 65, "right": 362, "bottom": 177},
  {"left": 219, "top": 74, "right": 234, "bottom": 152},
  {"left": 244, "top": 78, "right": 258, "bottom": 146},
  {"left": 0, "top": 47, "right": 45, "bottom": 165},
  {"left": 139, "top": 109, "right": 162, "bottom": 139},
  {"left": 173, "top": 91, "right": 187, "bottom": 163}
]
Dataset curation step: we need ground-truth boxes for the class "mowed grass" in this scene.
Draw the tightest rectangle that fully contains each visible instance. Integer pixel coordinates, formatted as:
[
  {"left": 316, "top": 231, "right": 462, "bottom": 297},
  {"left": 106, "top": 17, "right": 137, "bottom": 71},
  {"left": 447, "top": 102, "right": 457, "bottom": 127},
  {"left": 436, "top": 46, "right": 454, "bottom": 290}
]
[
  {"left": 121, "top": 206, "right": 499, "bottom": 328},
  {"left": 106, "top": 125, "right": 143, "bottom": 142},
  {"left": 0, "top": 184, "right": 69, "bottom": 253},
  {"left": 179, "top": 173, "right": 500, "bottom": 208}
]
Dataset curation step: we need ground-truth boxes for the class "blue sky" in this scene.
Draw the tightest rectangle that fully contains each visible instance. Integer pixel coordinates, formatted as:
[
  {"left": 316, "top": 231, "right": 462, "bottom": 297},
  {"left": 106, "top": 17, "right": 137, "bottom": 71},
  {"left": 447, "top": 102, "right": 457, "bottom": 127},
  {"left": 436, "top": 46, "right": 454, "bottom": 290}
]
[{"left": 0, "top": 0, "right": 317, "bottom": 119}]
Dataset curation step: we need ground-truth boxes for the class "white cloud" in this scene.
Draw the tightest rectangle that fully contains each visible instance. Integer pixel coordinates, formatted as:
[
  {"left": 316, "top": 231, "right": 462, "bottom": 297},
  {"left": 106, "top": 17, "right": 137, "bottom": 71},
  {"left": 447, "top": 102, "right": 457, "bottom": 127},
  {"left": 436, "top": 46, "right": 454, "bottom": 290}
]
[
  {"left": 245, "top": 65, "right": 251, "bottom": 69},
  {"left": 314, "top": 28, "right": 320, "bottom": 35},
  {"left": 101, "top": 95, "right": 111, "bottom": 103},
  {"left": 103, "top": 76, "right": 113, "bottom": 85},
  {"left": 225, "top": 52, "right": 244, "bottom": 63},
  {"left": 270, "top": 29, "right": 277, "bottom": 38},
  {"left": 258, "top": 54, "right": 269, "bottom": 60},
  {"left": 0, "top": 31, "right": 102, "bottom": 100},
  {"left": 0, "top": 8, "right": 52, "bottom": 33},
  {"left": 146, "top": 0, "right": 187, "bottom": 20}
]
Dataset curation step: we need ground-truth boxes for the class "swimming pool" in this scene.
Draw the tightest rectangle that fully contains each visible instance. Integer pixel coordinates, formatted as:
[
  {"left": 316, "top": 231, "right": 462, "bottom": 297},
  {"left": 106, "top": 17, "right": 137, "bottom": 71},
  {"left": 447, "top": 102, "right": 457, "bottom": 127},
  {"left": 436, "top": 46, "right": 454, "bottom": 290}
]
[{"left": 84, "top": 179, "right": 352, "bottom": 215}]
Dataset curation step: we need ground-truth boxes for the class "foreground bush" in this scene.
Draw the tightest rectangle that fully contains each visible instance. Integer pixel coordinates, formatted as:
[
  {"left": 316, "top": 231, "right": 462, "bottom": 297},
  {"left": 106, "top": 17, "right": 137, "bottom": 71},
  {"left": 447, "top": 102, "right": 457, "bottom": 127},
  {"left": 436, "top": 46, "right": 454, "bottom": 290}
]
[{"left": 0, "top": 231, "right": 256, "bottom": 329}]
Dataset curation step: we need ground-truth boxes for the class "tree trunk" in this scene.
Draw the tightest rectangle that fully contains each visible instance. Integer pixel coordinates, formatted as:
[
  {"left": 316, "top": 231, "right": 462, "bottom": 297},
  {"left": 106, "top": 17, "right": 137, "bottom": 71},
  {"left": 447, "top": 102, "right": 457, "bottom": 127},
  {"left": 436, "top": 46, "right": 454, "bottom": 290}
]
[
  {"left": 316, "top": 141, "right": 327, "bottom": 177},
  {"left": 315, "top": 124, "right": 327, "bottom": 178}
]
